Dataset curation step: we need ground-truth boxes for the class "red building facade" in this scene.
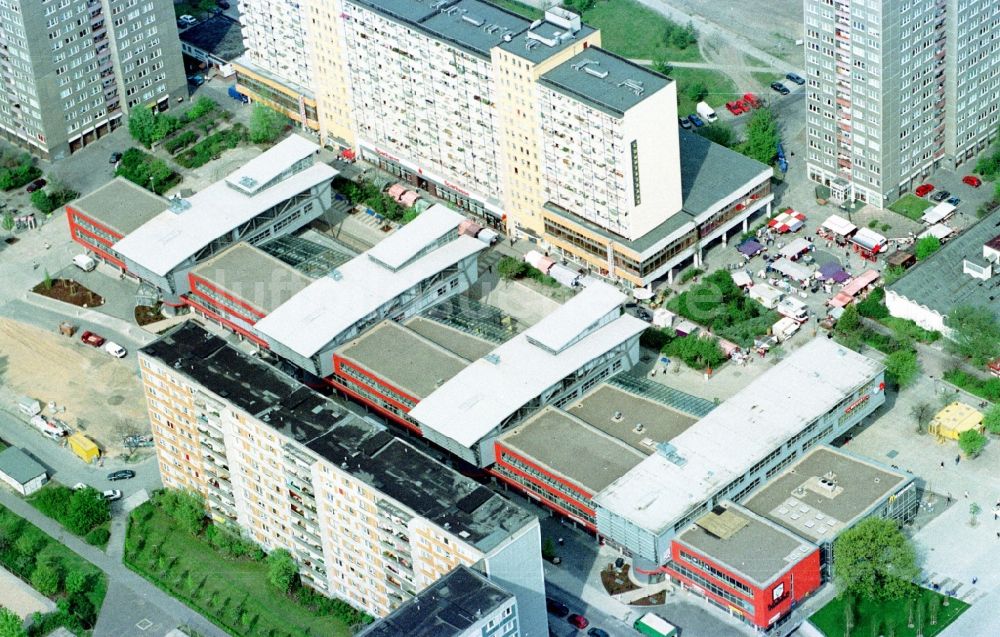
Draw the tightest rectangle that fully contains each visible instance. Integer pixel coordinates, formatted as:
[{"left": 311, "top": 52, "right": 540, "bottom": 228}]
[
  {"left": 184, "top": 272, "right": 270, "bottom": 348},
  {"left": 665, "top": 536, "right": 821, "bottom": 629},
  {"left": 66, "top": 205, "right": 127, "bottom": 269},
  {"left": 328, "top": 354, "right": 423, "bottom": 435},
  {"left": 491, "top": 441, "right": 599, "bottom": 532}
]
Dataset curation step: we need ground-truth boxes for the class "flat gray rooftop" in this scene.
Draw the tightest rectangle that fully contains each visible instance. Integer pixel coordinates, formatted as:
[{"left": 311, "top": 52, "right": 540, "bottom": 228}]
[
  {"left": 677, "top": 128, "right": 771, "bottom": 217},
  {"left": 888, "top": 206, "right": 1000, "bottom": 320},
  {"left": 742, "top": 446, "right": 910, "bottom": 544},
  {"left": 337, "top": 321, "right": 473, "bottom": 399},
  {"left": 178, "top": 13, "right": 245, "bottom": 61},
  {"left": 69, "top": 178, "right": 166, "bottom": 236},
  {"left": 675, "top": 503, "right": 815, "bottom": 586},
  {"left": 566, "top": 384, "right": 697, "bottom": 455},
  {"left": 0, "top": 447, "right": 46, "bottom": 484},
  {"left": 498, "top": 20, "right": 597, "bottom": 64},
  {"left": 420, "top": 0, "right": 530, "bottom": 57},
  {"left": 404, "top": 316, "right": 496, "bottom": 361},
  {"left": 189, "top": 242, "right": 312, "bottom": 313},
  {"left": 540, "top": 47, "right": 671, "bottom": 116},
  {"left": 498, "top": 407, "right": 645, "bottom": 493},
  {"left": 359, "top": 566, "right": 512, "bottom": 637}
]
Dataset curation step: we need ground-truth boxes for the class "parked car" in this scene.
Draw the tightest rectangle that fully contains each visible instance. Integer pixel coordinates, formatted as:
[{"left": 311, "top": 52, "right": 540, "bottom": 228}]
[
  {"left": 587, "top": 629, "right": 610, "bottom": 637},
  {"left": 187, "top": 74, "right": 204, "bottom": 87},
  {"left": 26, "top": 178, "right": 46, "bottom": 193},
  {"left": 546, "top": 598, "right": 569, "bottom": 618},
  {"left": 104, "top": 341, "right": 127, "bottom": 358},
  {"left": 73, "top": 254, "right": 97, "bottom": 271},
  {"left": 109, "top": 151, "right": 122, "bottom": 164},
  {"left": 725, "top": 100, "right": 745, "bottom": 115},
  {"left": 786, "top": 72, "right": 806, "bottom": 85},
  {"left": 962, "top": 175, "right": 982, "bottom": 188},
  {"left": 568, "top": 614, "right": 589, "bottom": 630},
  {"left": 947, "top": 196, "right": 961, "bottom": 206},
  {"left": 178, "top": 14, "right": 197, "bottom": 26},
  {"left": 687, "top": 113, "right": 704, "bottom": 128},
  {"left": 743, "top": 92, "right": 762, "bottom": 108},
  {"left": 102, "top": 489, "right": 122, "bottom": 501},
  {"left": 770, "top": 81, "right": 790, "bottom": 95},
  {"left": 678, "top": 116, "right": 692, "bottom": 130},
  {"left": 107, "top": 470, "right": 136, "bottom": 481},
  {"left": 80, "top": 331, "right": 106, "bottom": 347},
  {"left": 915, "top": 183, "right": 935, "bottom": 197},
  {"left": 930, "top": 190, "right": 951, "bottom": 202}
]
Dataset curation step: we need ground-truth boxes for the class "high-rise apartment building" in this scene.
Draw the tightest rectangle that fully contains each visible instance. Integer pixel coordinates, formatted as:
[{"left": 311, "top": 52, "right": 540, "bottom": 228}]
[
  {"left": 805, "top": 0, "right": 1000, "bottom": 204},
  {"left": 0, "top": 0, "right": 186, "bottom": 159},
  {"left": 140, "top": 321, "right": 547, "bottom": 634},
  {"left": 239, "top": 0, "right": 772, "bottom": 286}
]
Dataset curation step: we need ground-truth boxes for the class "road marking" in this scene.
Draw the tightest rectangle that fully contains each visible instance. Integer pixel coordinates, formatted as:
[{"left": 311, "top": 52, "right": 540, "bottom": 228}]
[{"left": 136, "top": 619, "right": 153, "bottom": 630}]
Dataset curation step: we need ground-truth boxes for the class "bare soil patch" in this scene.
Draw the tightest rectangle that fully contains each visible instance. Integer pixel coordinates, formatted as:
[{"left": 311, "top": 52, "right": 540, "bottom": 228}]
[{"left": 32, "top": 278, "right": 104, "bottom": 307}]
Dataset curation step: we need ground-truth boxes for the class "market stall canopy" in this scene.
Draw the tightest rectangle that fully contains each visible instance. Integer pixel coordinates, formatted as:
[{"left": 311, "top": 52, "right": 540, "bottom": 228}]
[
  {"left": 818, "top": 261, "right": 850, "bottom": 283},
  {"left": 840, "top": 269, "right": 880, "bottom": 297},
  {"left": 771, "top": 257, "right": 813, "bottom": 283},
  {"left": 821, "top": 214, "right": 857, "bottom": 237},
  {"left": 917, "top": 223, "right": 954, "bottom": 241},
  {"left": 850, "top": 228, "right": 886, "bottom": 252},
  {"left": 737, "top": 238, "right": 764, "bottom": 257},
  {"left": 768, "top": 210, "right": 806, "bottom": 233},
  {"left": 524, "top": 249, "right": 555, "bottom": 274},
  {"left": 732, "top": 270, "right": 753, "bottom": 288},
  {"left": 921, "top": 202, "right": 956, "bottom": 225},
  {"left": 779, "top": 237, "right": 812, "bottom": 260},
  {"left": 633, "top": 287, "right": 654, "bottom": 300}
]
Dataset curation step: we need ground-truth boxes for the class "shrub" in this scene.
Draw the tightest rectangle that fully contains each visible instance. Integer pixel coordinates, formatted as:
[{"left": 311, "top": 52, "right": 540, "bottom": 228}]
[
  {"left": 30, "top": 560, "right": 62, "bottom": 596},
  {"left": 666, "top": 334, "right": 725, "bottom": 369},
  {"left": 641, "top": 327, "right": 675, "bottom": 351},
  {"left": 856, "top": 287, "right": 889, "bottom": 319},
  {"left": 185, "top": 96, "right": 217, "bottom": 121},
  {"left": 163, "top": 130, "right": 199, "bottom": 154},
  {"left": 0, "top": 154, "right": 42, "bottom": 191},
  {"left": 943, "top": 369, "right": 1000, "bottom": 402},
  {"left": 497, "top": 256, "right": 529, "bottom": 280},
  {"left": 176, "top": 125, "right": 248, "bottom": 169},
  {"left": 915, "top": 236, "right": 941, "bottom": 260},
  {"left": 983, "top": 405, "right": 1000, "bottom": 435},
  {"left": 679, "top": 267, "right": 703, "bottom": 283},
  {"left": 65, "top": 488, "right": 110, "bottom": 536},
  {"left": 266, "top": 549, "right": 298, "bottom": 594},
  {"left": 116, "top": 148, "right": 180, "bottom": 194},
  {"left": 958, "top": 429, "right": 987, "bottom": 458},
  {"left": 84, "top": 527, "right": 110, "bottom": 546}
]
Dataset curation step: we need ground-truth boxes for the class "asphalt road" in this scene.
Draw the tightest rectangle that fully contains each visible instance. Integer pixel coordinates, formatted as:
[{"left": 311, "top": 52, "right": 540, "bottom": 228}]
[{"left": 545, "top": 581, "right": 640, "bottom": 637}]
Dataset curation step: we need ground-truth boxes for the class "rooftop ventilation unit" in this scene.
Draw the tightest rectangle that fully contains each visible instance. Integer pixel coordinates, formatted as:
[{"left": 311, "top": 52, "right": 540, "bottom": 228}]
[
  {"left": 168, "top": 197, "right": 191, "bottom": 214},
  {"left": 612, "top": 411, "right": 623, "bottom": 422},
  {"left": 633, "top": 423, "right": 645, "bottom": 434},
  {"left": 657, "top": 442, "right": 687, "bottom": 467},
  {"left": 584, "top": 66, "right": 609, "bottom": 79},
  {"left": 238, "top": 175, "right": 258, "bottom": 189},
  {"left": 462, "top": 14, "right": 483, "bottom": 26},
  {"left": 818, "top": 477, "right": 836, "bottom": 491},
  {"left": 619, "top": 79, "right": 645, "bottom": 96},
  {"left": 484, "top": 353, "right": 501, "bottom": 365}
]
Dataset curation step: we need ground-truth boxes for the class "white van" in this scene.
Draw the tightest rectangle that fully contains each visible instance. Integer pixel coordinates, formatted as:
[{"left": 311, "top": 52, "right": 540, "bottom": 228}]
[{"left": 73, "top": 254, "right": 97, "bottom": 272}]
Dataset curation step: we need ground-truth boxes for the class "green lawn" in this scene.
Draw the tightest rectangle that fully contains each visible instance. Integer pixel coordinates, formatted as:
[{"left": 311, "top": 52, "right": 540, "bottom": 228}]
[
  {"left": 125, "top": 501, "right": 356, "bottom": 637},
  {"left": 671, "top": 67, "right": 739, "bottom": 117},
  {"left": 752, "top": 71, "right": 784, "bottom": 87},
  {"left": 888, "top": 194, "right": 932, "bottom": 221},
  {"left": 490, "top": 0, "right": 543, "bottom": 19},
  {"left": 583, "top": 0, "right": 703, "bottom": 63},
  {"left": 810, "top": 589, "right": 969, "bottom": 637}
]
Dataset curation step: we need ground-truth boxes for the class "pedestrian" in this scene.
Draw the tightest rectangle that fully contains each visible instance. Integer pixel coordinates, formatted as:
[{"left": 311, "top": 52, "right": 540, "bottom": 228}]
[
  {"left": 965, "top": 491, "right": 969, "bottom": 499},
  {"left": 947, "top": 494, "right": 952, "bottom": 504},
  {"left": 940, "top": 461, "right": 944, "bottom": 469},
  {"left": 557, "top": 537, "right": 564, "bottom": 546},
  {"left": 956, "top": 455, "right": 961, "bottom": 465},
  {"left": 487, "top": 264, "right": 492, "bottom": 273},
  {"left": 994, "top": 511, "right": 997, "bottom": 521},
  {"left": 973, "top": 577, "right": 978, "bottom": 585},
  {"left": 996, "top": 531, "right": 999, "bottom": 539}
]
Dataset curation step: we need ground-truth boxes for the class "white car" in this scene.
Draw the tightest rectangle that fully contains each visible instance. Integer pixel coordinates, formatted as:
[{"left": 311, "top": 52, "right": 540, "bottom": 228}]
[
  {"left": 104, "top": 341, "right": 127, "bottom": 358},
  {"left": 102, "top": 489, "right": 122, "bottom": 501},
  {"left": 178, "top": 14, "right": 197, "bottom": 26}
]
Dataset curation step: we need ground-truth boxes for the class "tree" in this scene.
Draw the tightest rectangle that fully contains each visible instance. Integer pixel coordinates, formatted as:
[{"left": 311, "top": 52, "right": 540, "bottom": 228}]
[
  {"left": 64, "top": 570, "right": 91, "bottom": 596},
  {"left": 14, "top": 528, "right": 46, "bottom": 557},
  {"left": 29, "top": 189, "right": 54, "bottom": 214},
  {"left": 541, "top": 537, "right": 557, "bottom": 561},
  {"left": 170, "top": 490, "right": 207, "bottom": 535},
  {"left": 686, "top": 81, "right": 709, "bottom": 103},
  {"left": 30, "top": 560, "right": 61, "bottom": 597},
  {"left": 0, "top": 606, "right": 26, "bottom": 637},
  {"left": 983, "top": 404, "right": 1000, "bottom": 435},
  {"left": 738, "top": 107, "right": 780, "bottom": 165},
  {"left": 958, "top": 429, "right": 987, "bottom": 458},
  {"left": 651, "top": 56, "right": 672, "bottom": 76},
  {"left": 249, "top": 104, "right": 286, "bottom": 144},
  {"left": 266, "top": 549, "right": 298, "bottom": 594},
  {"left": 885, "top": 349, "right": 919, "bottom": 388},
  {"left": 666, "top": 334, "right": 726, "bottom": 369},
  {"left": 969, "top": 502, "right": 981, "bottom": 526},
  {"left": 946, "top": 305, "right": 1000, "bottom": 365},
  {"left": 497, "top": 256, "right": 528, "bottom": 280},
  {"left": 66, "top": 488, "right": 110, "bottom": 535},
  {"left": 835, "top": 304, "right": 862, "bottom": 334},
  {"left": 695, "top": 123, "right": 735, "bottom": 148},
  {"left": 914, "top": 236, "right": 941, "bottom": 260},
  {"left": 1, "top": 210, "right": 13, "bottom": 232},
  {"left": 128, "top": 106, "right": 157, "bottom": 147},
  {"left": 909, "top": 401, "right": 934, "bottom": 434},
  {"left": 833, "top": 517, "right": 919, "bottom": 602}
]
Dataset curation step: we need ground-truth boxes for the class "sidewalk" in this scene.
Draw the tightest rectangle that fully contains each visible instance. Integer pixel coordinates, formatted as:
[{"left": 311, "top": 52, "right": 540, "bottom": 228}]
[{"left": 0, "top": 489, "right": 227, "bottom": 637}]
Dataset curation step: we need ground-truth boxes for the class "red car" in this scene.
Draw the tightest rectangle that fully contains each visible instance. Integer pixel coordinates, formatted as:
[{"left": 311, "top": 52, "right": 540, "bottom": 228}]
[
  {"left": 962, "top": 175, "right": 982, "bottom": 188},
  {"left": 743, "top": 92, "right": 761, "bottom": 109},
  {"left": 725, "top": 100, "right": 745, "bottom": 115},
  {"left": 915, "top": 183, "right": 935, "bottom": 197},
  {"left": 80, "top": 331, "right": 106, "bottom": 347},
  {"left": 568, "top": 614, "right": 589, "bottom": 629}
]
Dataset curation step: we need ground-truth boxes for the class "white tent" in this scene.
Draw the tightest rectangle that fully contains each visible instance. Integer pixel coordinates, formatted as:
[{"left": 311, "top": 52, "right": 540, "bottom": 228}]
[
  {"left": 771, "top": 257, "right": 814, "bottom": 283},
  {"left": 821, "top": 214, "right": 857, "bottom": 237},
  {"left": 917, "top": 223, "right": 954, "bottom": 241},
  {"left": 779, "top": 237, "right": 812, "bottom": 260},
  {"left": 732, "top": 270, "right": 753, "bottom": 288},
  {"left": 921, "top": 202, "right": 956, "bottom": 225}
]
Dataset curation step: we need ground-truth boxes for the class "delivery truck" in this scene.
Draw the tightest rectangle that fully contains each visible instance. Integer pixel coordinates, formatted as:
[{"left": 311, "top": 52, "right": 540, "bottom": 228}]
[
  {"left": 634, "top": 612, "right": 678, "bottom": 637},
  {"left": 772, "top": 316, "right": 801, "bottom": 342},
  {"left": 696, "top": 101, "right": 718, "bottom": 123},
  {"left": 776, "top": 296, "right": 808, "bottom": 323}
]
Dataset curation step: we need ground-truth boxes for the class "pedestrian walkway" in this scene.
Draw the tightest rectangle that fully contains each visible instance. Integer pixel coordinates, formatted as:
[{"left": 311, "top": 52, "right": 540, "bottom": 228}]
[{"left": 0, "top": 489, "right": 228, "bottom": 637}]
